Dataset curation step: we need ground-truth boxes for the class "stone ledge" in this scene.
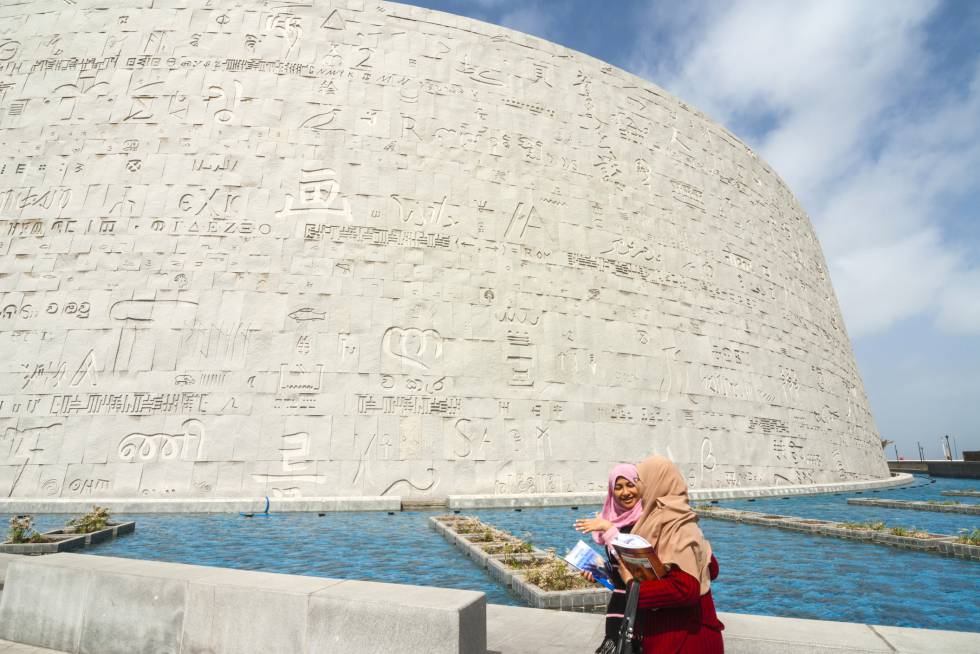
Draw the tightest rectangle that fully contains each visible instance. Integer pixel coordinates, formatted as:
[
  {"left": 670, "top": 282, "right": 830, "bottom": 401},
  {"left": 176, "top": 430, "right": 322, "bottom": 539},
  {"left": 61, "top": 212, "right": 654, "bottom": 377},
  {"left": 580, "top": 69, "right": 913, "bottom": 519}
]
[
  {"left": 0, "top": 496, "right": 401, "bottom": 514},
  {"left": 450, "top": 474, "right": 914, "bottom": 509},
  {"left": 0, "top": 553, "right": 485, "bottom": 654}
]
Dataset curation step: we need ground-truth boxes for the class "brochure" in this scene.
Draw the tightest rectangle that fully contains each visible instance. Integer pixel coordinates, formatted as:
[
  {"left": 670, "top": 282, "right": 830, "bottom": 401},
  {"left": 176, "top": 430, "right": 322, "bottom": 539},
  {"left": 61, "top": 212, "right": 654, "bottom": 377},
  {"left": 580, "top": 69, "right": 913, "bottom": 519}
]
[
  {"left": 609, "top": 533, "right": 667, "bottom": 581},
  {"left": 564, "top": 540, "right": 616, "bottom": 590}
]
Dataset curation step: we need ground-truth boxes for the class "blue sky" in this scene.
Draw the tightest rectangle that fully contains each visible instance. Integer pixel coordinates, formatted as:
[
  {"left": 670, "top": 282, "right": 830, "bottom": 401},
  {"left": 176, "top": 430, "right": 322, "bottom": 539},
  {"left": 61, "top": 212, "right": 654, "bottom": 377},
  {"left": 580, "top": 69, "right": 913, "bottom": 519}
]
[{"left": 398, "top": 0, "right": 980, "bottom": 460}]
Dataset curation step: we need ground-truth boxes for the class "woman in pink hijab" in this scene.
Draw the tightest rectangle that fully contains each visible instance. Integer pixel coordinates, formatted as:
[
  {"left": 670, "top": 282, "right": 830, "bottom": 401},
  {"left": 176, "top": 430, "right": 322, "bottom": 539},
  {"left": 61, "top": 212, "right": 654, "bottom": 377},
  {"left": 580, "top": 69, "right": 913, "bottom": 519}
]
[{"left": 574, "top": 463, "right": 644, "bottom": 653}]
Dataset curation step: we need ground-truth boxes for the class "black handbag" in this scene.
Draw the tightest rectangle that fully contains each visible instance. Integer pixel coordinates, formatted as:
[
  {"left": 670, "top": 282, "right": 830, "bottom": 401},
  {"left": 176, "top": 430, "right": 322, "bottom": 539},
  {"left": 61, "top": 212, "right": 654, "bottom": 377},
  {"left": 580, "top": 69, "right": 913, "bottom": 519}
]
[{"left": 614, "top": 580, "right": 642, "bottom": 654}]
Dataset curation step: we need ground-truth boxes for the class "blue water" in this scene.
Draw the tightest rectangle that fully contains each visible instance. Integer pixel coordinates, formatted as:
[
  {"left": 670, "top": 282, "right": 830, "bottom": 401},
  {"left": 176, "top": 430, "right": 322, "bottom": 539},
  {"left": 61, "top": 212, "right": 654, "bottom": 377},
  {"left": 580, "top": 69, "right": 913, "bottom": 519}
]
[
  {"left": 3, "top": 511, "right": 514, "bottom": 605},
  {"left": 468, "top": 502, "right": 980, "bottom": 633},
  {"left": 721, "top": 475, "right": 978, "bottom": 537},
  {"left": 3, "top": 476, "right": 978, "bottom": 633}
]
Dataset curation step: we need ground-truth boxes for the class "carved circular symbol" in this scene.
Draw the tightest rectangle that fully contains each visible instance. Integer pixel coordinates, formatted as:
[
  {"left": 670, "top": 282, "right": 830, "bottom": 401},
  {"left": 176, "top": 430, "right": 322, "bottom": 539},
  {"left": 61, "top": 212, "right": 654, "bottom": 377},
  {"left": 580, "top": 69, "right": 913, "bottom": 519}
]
[{"left": 0, "top": 41, "right": 20, "bottom": 61}]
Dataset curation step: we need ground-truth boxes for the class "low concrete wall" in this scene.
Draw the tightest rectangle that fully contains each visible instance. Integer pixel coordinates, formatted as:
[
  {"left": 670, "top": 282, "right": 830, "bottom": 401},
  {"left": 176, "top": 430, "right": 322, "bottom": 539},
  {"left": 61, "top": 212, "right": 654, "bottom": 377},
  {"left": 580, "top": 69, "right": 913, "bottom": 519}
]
[
  {"left": 1, "top": 477, "right": 915, "bottom": 515},
  {"left": 0, "top": 553, "right": 485, "bottom": 654},
  {"left": 450, "top": 474, "right": 915, "bottom": 509},
  {"left": 0, "top": 553, "right": 18, "bottom": 590},
  {"left": 888, "top": 461, "right": 930, "bottom": 473},
  {"left": 0, "top": 495, "right": 401, "bottom": 514},
  {"left": 925, "top": 461, "right": 980, "bottom": 479},
  {"left": 0, "top": 554, "right": 975, "bottom": 654},
  {"left": 889, "top": 460, "right": 980, "bottom": 479}
]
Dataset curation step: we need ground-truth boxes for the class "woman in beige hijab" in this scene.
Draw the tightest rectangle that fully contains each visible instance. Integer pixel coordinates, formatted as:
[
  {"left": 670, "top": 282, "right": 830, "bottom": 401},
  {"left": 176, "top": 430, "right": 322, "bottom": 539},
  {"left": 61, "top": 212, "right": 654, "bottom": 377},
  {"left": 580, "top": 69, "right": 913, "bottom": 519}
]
[{"left": 621, "top": 455, "right": 724, "bottom": 654}]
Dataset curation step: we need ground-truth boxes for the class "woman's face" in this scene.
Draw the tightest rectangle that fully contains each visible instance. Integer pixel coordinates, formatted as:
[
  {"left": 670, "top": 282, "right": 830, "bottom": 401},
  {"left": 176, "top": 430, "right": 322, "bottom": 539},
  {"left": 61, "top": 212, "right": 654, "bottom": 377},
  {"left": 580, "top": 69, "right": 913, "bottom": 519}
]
[{"left": 613, "top": 477, "right": 638, "bottom": 509}]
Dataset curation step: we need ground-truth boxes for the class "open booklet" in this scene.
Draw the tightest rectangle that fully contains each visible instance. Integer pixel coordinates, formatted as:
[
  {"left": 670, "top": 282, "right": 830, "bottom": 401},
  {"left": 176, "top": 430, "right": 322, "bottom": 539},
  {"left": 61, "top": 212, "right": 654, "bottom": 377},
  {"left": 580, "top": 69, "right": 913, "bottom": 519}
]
[
  {"left": 609, "top": 533, "right": 668, "bottom": 581},
  {"left": 563, "top": 541, "right": 616, "bottom": 590}
]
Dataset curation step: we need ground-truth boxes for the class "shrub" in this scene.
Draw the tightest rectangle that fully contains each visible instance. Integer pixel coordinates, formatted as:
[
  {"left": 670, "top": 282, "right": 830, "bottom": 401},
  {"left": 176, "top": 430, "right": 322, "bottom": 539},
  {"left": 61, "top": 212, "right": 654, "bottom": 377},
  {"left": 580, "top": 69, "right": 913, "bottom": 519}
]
[
  {"left": 502, "top": 539, "right": 534, "bottom": 555},
  {"left": 955, "top": 528, "right": 980, "bottom": 545},
  {"left": 67, "top": 506, "right": 111, "bottom": 534},
  {"left": 7, "top": 515, "right": 45, "bottom": 544},
  {"left": 453, "top": 518, "right": 483, "bottom": 534},
  {"left": 887, "top": 526, "right": 929, "bottom": 538},
  {"left": 840, "top": 521, "right": 885, "bottom": 531},
  {"left": 524, "top": 554, "right": 592, "bottom": 591},
  {"left": 467, "top": 528, "right": 497, "bottom": 542}
]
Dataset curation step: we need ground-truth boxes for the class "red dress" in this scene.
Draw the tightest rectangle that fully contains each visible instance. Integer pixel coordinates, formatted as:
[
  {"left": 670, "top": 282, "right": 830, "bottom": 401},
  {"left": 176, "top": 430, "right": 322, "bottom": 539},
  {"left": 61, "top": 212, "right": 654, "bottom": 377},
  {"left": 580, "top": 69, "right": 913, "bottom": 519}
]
[{"left": 636, "top": 556, "right": 724, "bottom": 654}]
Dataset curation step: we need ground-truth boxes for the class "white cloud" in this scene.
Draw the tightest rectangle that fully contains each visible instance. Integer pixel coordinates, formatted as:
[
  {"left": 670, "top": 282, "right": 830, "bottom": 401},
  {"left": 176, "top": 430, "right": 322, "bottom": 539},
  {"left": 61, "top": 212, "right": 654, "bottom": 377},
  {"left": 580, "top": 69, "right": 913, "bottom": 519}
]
[
  {"left": 937, "top": 271, "right": 980, "bottom": 333},
  {"left": 630, "top": 0, "right": 980, "bottom": 337},
  {"left": 833, "top": 229, "right": 959, "bottom": 335}
]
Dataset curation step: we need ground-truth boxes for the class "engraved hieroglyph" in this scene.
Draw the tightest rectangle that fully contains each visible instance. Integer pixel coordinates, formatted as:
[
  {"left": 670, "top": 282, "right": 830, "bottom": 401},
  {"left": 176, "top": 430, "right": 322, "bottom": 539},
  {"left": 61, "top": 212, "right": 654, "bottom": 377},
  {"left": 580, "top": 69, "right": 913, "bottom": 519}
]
[{"left": 0, "top": 0, "right": 889, "bottom": 500}]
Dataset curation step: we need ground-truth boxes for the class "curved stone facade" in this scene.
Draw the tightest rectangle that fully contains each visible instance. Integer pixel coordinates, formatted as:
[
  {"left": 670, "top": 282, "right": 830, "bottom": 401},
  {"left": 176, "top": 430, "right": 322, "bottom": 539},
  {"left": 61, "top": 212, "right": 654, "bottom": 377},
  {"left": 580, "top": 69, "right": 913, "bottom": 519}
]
[{"left": 0, "top": 0, "right": 888, "bottom": 500}]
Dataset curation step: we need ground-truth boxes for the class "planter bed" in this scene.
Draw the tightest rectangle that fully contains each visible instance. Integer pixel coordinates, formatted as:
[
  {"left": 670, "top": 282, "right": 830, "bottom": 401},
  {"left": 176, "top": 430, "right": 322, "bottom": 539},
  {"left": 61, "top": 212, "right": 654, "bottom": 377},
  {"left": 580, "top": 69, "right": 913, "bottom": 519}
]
[
  {"left": 846, "top": 498, "right": 980, "bottom": 515},
  {"left": 429, "top": 515, "right": 610, "bottom": 611},
  {"left": 0, "top": 521, "right": 135, "bottom": 555},
  {"left": 509, "top": 578, "right": 611, "bottom": 612},
  {"left": 695, "top": 507, "right": 978, "bottom": 561},
  {"left": 870, "top": 531, "right": 951, "bottom": 551},
  {"left": 940, "top": 490, "right": 980, "bottom": 498},
  {"left": 775, "top": 518, "right": 832, "bottom": 534},
  {"left": 940, "top": 540, "right": 980, "bottom": 561},
  {"left": 485, "top": 553, "right": 550, "bottom": 587}
]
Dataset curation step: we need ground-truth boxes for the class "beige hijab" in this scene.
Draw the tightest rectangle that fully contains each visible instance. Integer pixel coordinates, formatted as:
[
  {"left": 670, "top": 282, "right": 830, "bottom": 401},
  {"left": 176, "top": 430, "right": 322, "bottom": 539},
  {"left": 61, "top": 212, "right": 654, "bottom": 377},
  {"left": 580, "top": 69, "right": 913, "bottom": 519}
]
[{"left": 631, "top": 456, "right": 713, "bottom": 594}]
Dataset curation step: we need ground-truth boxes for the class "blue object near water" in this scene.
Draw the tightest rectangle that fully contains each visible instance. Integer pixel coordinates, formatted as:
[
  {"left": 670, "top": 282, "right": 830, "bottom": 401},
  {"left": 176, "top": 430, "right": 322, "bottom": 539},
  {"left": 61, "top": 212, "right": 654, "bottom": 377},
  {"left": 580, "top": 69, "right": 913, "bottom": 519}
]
[{"left": 240, "top": 496, "right": 271, "bottom": 518}]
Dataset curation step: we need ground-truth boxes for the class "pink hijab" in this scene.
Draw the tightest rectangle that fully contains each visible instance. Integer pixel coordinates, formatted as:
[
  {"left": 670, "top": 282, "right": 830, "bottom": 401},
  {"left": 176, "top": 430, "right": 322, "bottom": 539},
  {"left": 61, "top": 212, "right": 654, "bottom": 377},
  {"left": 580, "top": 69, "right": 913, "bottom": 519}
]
[{"left": 593, "top": 463, "right": 643, "bottom": 545}]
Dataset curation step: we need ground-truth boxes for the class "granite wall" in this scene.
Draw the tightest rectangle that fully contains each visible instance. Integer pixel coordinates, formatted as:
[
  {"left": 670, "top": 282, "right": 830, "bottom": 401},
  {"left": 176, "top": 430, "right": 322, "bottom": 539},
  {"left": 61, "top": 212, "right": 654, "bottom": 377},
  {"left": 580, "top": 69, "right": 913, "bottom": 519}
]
[{"left": 0, "top": 0, "right": 889, "bottom": 500}]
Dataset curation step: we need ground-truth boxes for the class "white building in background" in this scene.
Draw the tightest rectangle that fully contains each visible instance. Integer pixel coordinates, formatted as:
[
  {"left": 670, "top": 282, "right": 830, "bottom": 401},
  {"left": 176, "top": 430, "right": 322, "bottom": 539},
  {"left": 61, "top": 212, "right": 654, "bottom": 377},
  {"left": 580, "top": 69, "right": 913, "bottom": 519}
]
[{"left": 0, "top": 0, "right": 888, "bottom": 501}]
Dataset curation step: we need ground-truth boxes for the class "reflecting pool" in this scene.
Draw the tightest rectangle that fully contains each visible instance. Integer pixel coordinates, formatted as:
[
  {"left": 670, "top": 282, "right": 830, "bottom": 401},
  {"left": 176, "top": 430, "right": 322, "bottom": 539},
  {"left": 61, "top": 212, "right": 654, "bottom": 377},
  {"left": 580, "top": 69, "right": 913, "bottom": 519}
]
[{"left": 3, "top": 476, "right": 978, "bottom": 633}]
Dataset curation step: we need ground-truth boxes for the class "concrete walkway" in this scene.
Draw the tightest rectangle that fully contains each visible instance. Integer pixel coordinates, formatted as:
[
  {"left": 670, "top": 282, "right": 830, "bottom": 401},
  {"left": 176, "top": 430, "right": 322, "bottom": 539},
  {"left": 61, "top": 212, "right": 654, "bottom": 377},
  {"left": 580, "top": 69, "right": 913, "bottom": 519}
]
[{"left": 485, "top": 605, "right": 980, "bottom": 654}]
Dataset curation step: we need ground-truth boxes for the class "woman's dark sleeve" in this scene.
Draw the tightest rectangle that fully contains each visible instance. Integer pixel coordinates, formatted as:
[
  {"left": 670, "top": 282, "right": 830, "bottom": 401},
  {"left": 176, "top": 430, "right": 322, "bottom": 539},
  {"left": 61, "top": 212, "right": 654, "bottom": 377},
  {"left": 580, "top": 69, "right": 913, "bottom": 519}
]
[
  {"left": 636, "top": 568, "right": 700, "bottom": 609},
  {"left": 709, "top": 555, "right": 719, "bottom": 581}
]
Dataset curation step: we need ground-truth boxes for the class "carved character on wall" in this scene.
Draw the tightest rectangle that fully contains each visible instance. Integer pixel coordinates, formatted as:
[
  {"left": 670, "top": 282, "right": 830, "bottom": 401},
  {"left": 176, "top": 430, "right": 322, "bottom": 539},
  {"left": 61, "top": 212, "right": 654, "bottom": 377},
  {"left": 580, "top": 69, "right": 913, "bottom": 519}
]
[
  {"left": 382, "top": 327, "right": 443, "bottom": 370},
  {"left": 117, "top": 419, "right": 206, "bottom": 463}
]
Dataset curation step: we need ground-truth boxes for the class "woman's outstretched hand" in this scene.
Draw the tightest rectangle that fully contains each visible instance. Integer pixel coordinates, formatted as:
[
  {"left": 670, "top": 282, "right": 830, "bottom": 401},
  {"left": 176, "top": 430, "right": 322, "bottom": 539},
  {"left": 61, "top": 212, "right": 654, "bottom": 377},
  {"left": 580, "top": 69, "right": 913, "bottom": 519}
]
[
  {"left": 581, "top": 570, "right": 595, "bottom": 583},
  {"left": 574, "top": 513, "right": 613, "bottom": 534}
]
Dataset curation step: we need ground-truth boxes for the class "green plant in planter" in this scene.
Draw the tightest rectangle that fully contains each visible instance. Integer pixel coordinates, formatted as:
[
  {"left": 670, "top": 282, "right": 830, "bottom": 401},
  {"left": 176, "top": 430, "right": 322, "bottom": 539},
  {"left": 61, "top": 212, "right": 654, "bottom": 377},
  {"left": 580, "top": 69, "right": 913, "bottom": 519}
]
[
  {"left": 67, "top": 506, "right": 111, "bottom": 534},
  {"left": 956, "top": 528, "right": 980, "bottom": 545},
  {"left": 467, "top": 528, "right": 497, "bottom": 542},
  {"left": 524, "top": 554, "right": 592, "bottom": 591},
  {"left": 839, "top": 520, "right": 885, "bottom": 531},
  {"left": 888, "top": 526, "right": 929, "bottom": 538},
  {"left": 454, "top": 518, "right": 483, "bottom": 534},
  {"left": 7, "top": 515, "right": 45, "bottom": 544},
  {"left": 499, "top": 537, "right": 536, "bottom": 566},
  {"left": 500, "top": 538, "right": 533, "bottom": 555}
]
